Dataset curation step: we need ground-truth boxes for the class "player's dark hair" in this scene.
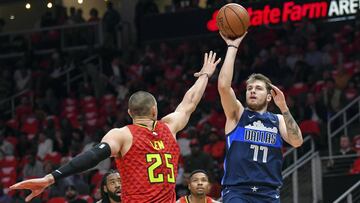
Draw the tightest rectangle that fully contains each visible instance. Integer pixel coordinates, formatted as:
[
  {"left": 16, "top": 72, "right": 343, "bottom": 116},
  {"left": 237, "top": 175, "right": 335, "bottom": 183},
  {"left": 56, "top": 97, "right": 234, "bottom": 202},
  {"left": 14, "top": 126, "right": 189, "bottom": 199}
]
[
  {"left": 246, "top": 73, "right": 272, "bottom": 93},
  {"left": 189, "top": 169, "right": 209, "bottom": 180},
  {"left": 128, "top": 91, "right": 156, "bottom": 118},
  {"left": 100, "top": 169, "right": 120, "bottom": 203}
]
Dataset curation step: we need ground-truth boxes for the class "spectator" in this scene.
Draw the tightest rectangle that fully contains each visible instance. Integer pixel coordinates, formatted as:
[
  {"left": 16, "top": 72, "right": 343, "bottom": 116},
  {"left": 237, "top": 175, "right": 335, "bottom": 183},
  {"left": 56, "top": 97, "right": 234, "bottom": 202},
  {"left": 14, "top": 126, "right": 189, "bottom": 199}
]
[
  {"left": 203, "top": 129, "right": 225, "bottom": 162},
  {"left": 89, "top": 8, "right": 100, "bottom": 22},
  {"left": 67, "top": 7, "right": 77, "bottom": 25},
  {"left": 75, "top": 9, "right": 85, "bottom": 23},
  {"left": 0, "top": 182, "right": 12, "bottom": 202},
  {"left": 37, "top": 131, "right": 53, "bottom": 160},
  {"left": 22, "top": 153, "right": 45, "bottom": 179},
  {"left": 13, "top": 61, "right": 31, "bottom": 91},
  {"left": 0, "top": 18, "right": 4, "bottom": 32},
  {"left": 183, "top": 139, "right": 215, "bottom": 176},
  {"left": 0, "top": 68, "right": 12, "bottom": 101},
  {"left": 103, "top": 1, "right": 121, "bottom": 47},
  {"left": 64, "top": 184, "right": 87, "bottom": 203},
  {"left": 304, "top": 41, "right": 323, "bottom": 70},
  {"left": 338, "top": 135, "right": 356, "bottom": 156},
  {"left": 0, "top": 133, "right": 14, "bottom": 156}
]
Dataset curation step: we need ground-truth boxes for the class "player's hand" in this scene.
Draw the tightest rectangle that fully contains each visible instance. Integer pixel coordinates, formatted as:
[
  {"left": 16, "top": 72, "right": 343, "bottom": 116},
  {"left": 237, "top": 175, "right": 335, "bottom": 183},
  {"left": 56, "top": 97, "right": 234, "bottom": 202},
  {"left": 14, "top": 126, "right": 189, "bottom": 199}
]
[
  {"left": 270, "top": 84, "right": 289, "bottom": 113},
  {"left": 220, "top": 31, "right": 247, "bottom": 48},
  {"left": 9, "top": 175, "right": 54, "bottom": 202},
  {"left": 194, "top": 50, "right": 221, "bottom": 78}
]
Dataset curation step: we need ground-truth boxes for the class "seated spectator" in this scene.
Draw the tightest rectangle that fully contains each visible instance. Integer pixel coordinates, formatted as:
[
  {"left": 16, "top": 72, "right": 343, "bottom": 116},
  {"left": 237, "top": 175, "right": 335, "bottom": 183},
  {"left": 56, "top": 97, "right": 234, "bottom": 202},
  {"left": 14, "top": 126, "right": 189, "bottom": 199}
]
[
  {"left": 0, "top": 182, "right": 12, "bottom": 202},
  {"left": 22, "top": 153, "right": 44, "bottom": 179},
  {"left": 64, "top": 184, "right": 87, "bottom": 203},
  {"left": 338, "top": 135, "right": 356, "bottom": 156},
  {"left": 0, "top": 133, "right": 14, "bottom": 156},
  {"left": 183, "top": 139, "right": 215, "bottom": 177},
  {"left": 13, "top": 62, "right": 31, "bottom": 92},
  {"left": 328, "top": 135, "right": 357, "bottom": 174},
  {"left": 37, "top": 131, "right": 53, "bottom": 160},
  {"left": 203, "top": 129, "right": 225, "bottom": 162}
]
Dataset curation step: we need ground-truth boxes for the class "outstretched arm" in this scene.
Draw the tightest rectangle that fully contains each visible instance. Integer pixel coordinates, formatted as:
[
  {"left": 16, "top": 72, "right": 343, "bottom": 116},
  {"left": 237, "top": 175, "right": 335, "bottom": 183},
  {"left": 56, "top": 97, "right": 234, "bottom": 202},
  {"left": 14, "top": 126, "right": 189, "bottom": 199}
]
[
  {"left": 218, "top": 32, "right": 247, "bottom": 131},
  {"left": 271, "top": 84, "right": 303, "bottom": 148},
  {"left": 10, "top": 128, "right": 125, "bottom": 202},
  {"left": 162, "top": 51, "right": 221, "bottom": 135}
]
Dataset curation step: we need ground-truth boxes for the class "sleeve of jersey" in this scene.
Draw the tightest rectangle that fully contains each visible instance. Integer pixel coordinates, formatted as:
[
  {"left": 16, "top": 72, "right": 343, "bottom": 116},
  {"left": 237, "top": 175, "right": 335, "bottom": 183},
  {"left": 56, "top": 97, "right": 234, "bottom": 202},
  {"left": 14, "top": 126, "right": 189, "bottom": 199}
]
[{"left": 51, "top": 143, "right": 111, "bottom": 181}]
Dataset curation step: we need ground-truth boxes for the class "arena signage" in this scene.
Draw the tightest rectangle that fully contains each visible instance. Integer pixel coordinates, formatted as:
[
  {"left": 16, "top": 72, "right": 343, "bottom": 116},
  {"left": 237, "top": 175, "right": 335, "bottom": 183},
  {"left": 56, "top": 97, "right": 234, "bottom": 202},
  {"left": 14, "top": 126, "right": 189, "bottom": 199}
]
[
  {"left": 207, "top": 0, "right": 360, "bottom": 31},
  {"left": 139, "top": 0, "right": 358, "bottom": 41}
]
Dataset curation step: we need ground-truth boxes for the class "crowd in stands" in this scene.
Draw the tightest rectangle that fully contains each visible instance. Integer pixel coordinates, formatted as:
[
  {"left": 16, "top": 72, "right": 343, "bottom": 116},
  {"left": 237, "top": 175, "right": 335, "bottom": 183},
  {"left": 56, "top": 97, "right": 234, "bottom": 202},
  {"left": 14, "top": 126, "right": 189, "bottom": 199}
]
[{"left": 1, "top": 2, "right": 360, "bottom": 202}]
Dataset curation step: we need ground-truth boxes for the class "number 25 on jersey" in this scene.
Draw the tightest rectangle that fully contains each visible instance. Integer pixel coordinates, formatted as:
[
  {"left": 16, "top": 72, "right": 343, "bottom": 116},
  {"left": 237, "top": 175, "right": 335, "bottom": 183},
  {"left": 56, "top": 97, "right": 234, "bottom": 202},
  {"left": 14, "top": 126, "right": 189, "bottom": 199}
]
[{"left": 146, "top": 153, "right": 175, "bottom": 183}]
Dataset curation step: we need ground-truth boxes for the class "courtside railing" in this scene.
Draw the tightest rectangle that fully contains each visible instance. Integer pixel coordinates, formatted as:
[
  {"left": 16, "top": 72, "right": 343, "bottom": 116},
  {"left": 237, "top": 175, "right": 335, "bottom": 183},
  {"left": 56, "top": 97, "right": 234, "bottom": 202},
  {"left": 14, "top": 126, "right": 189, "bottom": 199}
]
[
  {"left": 333, "top": 180, "right": 360, "bottom": 203},
  {"left": 281, "top": 136, "right": 322, "bottom": 203},
  {"left": 328, "top": 96, "right": 360, "bottom": 158}
]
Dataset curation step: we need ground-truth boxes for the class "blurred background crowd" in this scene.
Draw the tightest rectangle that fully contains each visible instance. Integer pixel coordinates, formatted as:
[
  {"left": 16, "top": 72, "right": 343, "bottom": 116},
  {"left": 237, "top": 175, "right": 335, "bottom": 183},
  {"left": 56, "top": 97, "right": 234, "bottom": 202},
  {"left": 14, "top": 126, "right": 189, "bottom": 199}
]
[{"left": 0, "top": 0, "right": 360, "bottom": 202}]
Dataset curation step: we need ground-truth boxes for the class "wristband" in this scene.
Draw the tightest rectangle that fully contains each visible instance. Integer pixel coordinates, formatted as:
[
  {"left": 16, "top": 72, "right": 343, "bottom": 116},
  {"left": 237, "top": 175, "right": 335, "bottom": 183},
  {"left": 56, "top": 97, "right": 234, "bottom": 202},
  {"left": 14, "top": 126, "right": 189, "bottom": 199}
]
[
  {"left": 197, "top": 72, "right": 209, "bottom": 78},
  {"left": 228, "top": 45, "right": 238, "bottom": 49}
]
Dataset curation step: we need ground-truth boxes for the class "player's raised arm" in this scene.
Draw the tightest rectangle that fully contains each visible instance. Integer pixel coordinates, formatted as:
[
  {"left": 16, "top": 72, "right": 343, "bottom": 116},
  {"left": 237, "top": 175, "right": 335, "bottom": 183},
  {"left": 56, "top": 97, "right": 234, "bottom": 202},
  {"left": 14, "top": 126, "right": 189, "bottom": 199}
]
[
  {"left": 270, "top": 84, "right": 303, "bottom": 148},
  {"left": 162, "top": 51, "right": 221, "bottom": 135},
  {"left": 217, "top": 32, "right": 247, "bottom": 125},
  {"left": 9, "top": 128, "right": 126, "bottom": 202}
]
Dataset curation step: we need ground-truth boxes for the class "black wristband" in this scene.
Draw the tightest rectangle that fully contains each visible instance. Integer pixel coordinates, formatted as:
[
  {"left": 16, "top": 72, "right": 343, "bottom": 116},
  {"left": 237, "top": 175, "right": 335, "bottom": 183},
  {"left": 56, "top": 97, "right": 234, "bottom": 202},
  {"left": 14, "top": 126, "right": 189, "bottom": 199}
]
[
  {"left": 228, "top": 45, "right": 238, "bottom": 49},
  {"left": 51, "top": 142, "right": 111, "bottom": 181}
]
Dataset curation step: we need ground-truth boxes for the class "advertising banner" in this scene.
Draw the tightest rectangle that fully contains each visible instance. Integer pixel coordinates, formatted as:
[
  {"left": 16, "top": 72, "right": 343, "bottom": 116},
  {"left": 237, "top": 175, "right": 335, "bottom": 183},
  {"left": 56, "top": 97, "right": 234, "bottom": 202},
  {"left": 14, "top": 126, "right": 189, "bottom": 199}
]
[{"left": 140, "top": 0, "right": 360, "bottom": 41}]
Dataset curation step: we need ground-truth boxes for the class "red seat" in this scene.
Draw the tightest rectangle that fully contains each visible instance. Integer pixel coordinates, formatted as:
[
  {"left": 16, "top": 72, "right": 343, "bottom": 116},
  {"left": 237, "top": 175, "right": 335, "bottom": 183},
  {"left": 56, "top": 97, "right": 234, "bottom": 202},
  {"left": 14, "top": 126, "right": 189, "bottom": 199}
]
[
  {"left": 44, "top": 152, "right": 62, "bottom": 165},
  {"left": 350, "top": 158, "right": 360, "bottom": 174},
  {"left": 6, "top": 118, "right": 19, "bottom": 130},
  {"left": 21, "top": 116, "right": 39, "bottom": 134},
  {"left": 79, "top": 195, "right": 94, "bottom": 203},
  {"left": 91, "top": 171, "right": 105, "bottom": 186},
  {"left": 100, "top": 94, "right": 116, "bottom": 106},
  {"left": 61, "top": 98, "right": 78, "bottom": 107},
  {"left": 0, "top": 155, "right": 17, "bottom": 168},
  {"left": 80, "top": 96, "right": 97, "bottom": 107},
  {"left": 299, "top": 120, "right": 321, "bottom": 136},
  {"left": 5, "top": 136, "right": 18, "bottom": 148},
  {"left": 286, "top": 82, "right": 309, "bottom": 96},
  {"left": 1, "top": 166, "right": 17, "bottom": 178},
  {"left": 48, "top": 197, "right": 66, "bottom": 203}
]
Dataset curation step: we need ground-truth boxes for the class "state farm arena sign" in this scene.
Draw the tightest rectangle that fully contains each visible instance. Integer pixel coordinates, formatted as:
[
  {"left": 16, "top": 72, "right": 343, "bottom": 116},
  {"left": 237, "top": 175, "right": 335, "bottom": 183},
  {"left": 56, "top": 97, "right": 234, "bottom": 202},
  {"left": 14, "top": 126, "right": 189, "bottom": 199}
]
[
  {"left": 140, "top": 0, "right": 359, "bottom": 41},
  {"left": 207, "top": 0, "right": 360, "bottom": 30}
]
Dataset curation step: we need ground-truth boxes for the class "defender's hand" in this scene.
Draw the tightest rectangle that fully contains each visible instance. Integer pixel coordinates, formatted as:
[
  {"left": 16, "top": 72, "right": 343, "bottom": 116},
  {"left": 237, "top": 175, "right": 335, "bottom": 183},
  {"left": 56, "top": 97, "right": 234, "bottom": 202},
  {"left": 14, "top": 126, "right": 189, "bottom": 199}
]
[
  {"left": 194, "top": 50, "right": 221, "bottom": 78},
  {"left": 10, "top": 174, "right": 54, "bottom": 202}
]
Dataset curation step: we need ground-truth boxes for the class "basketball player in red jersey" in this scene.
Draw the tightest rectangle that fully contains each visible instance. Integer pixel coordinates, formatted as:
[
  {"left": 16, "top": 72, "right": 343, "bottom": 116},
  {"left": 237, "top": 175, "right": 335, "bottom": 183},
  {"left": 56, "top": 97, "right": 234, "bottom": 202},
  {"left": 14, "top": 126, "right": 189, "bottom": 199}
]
[{"left": 9, "top": 51, "right": 221, "bottom": 203}]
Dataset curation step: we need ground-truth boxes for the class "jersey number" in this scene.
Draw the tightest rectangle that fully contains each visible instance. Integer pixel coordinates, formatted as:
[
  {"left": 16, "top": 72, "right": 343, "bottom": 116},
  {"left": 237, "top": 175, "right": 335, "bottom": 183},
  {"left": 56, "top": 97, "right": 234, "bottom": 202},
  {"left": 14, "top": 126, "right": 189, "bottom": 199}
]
[
  {"left": 250, "top": 144, "right": 268, "bottom": 163},
  {"left": 146, "top": 153, "right": 175, "bottom": 183}
]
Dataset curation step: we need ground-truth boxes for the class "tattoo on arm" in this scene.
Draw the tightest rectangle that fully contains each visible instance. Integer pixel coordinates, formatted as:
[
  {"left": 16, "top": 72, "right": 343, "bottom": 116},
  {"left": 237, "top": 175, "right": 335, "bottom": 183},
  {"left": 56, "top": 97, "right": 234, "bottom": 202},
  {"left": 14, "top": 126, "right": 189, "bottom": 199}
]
[{"left": 282, "top": 111, "right": 302, "bottom": 142}]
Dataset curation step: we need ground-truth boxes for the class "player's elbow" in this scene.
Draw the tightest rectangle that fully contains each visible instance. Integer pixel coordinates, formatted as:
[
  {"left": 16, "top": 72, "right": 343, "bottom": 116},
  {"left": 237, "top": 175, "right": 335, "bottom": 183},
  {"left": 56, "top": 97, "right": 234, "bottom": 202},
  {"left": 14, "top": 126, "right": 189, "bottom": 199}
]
[
  {"left": 218, "top": 81, "right": 231, "bottom": 93},
  {"left": 291, "top": 137, "right": 303, "bottom": 148}
]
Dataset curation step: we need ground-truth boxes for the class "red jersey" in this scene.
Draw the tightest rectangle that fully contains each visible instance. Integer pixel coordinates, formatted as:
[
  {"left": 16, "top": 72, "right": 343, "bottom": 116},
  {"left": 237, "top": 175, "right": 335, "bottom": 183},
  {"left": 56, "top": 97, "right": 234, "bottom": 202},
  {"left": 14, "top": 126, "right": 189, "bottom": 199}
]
[
  {"left": 116, "top": 121, "right": 180, "bottom": 203},
  {"left": 178, "top": 196, "right": 214, "bottom": 203}
]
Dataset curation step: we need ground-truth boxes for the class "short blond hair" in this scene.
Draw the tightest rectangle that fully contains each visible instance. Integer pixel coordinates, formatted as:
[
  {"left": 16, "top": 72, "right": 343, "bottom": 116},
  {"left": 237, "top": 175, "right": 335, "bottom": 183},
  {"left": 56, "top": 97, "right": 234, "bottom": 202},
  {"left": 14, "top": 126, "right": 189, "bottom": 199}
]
[
  {"left": 246, "top": 73, "right": 272, "bottom": 93},
  {"left": 128, "top": 91, "right": 156, "bottom": 117}
]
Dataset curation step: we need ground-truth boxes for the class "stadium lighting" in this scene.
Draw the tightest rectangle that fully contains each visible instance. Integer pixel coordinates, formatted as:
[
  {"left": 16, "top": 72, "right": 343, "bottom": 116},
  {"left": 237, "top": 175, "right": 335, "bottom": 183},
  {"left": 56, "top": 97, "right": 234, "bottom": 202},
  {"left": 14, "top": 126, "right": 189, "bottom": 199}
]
[
  {"left": 47, "top": 2, "right": 53, "bottom": 8},
  {"left": 25, "top": 3, "right": 31, "bottom": 9},
  {"left": 78, "top": 0, "right": 83, "bottom": 4}
]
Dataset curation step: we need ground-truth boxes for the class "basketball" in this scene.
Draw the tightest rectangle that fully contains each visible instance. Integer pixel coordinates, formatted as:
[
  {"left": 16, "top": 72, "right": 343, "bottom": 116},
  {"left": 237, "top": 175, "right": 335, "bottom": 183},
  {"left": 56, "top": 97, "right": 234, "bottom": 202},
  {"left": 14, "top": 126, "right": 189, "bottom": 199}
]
[{"left": 216, "top": 3, "right": 250, "bottom": 39}]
